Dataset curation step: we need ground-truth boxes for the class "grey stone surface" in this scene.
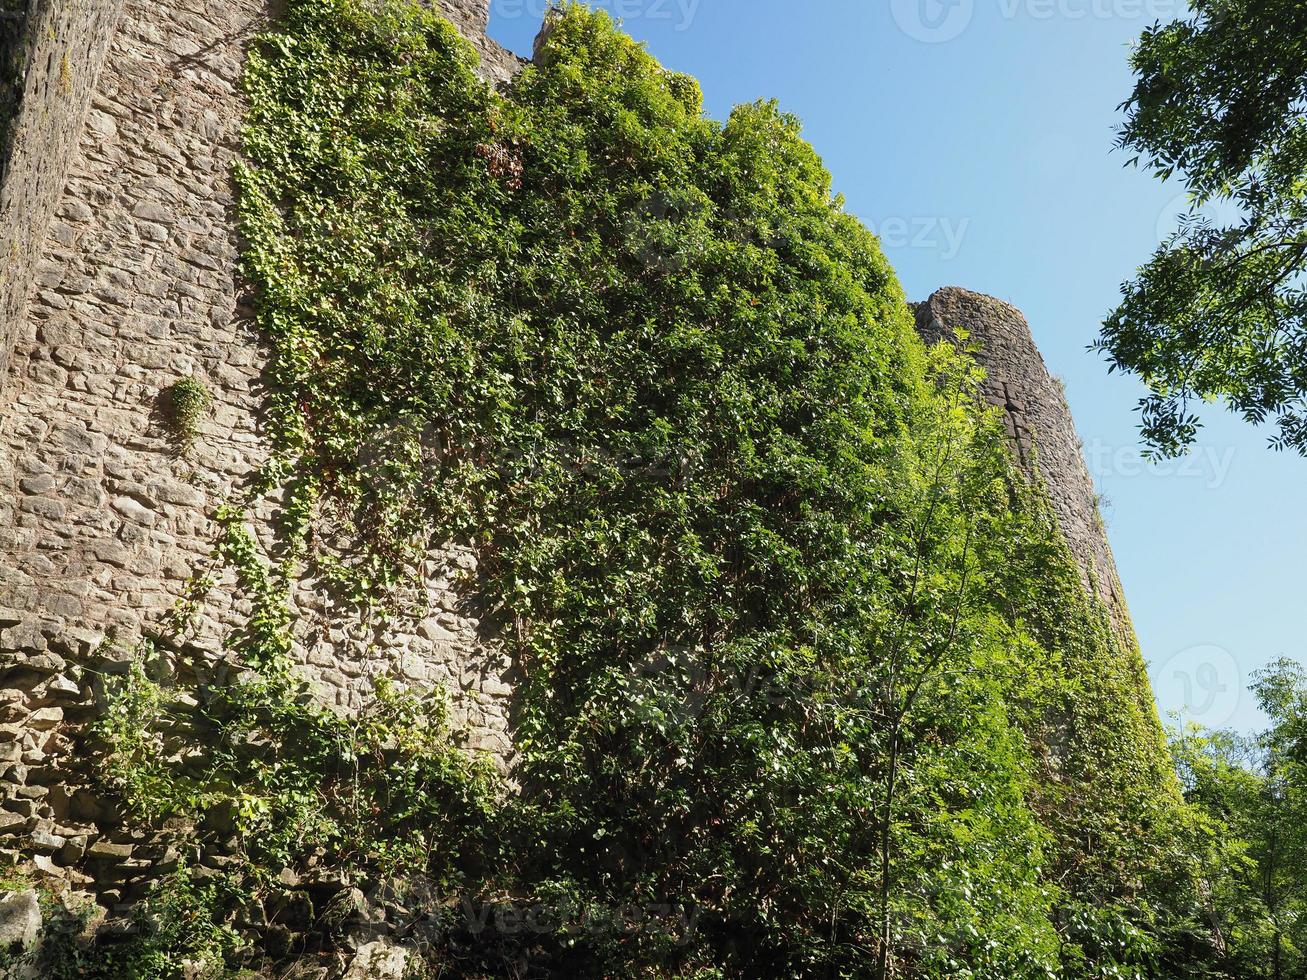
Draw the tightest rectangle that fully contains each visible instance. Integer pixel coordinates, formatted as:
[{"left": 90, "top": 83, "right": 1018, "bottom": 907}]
[
  {"left": 914, "top": 286, "right": 1137, "bottom": 647},
  {"left": 438, "top": 0, "right": 524, "bottom": 83},
  {"left": 344, "top": 940, "right": 410, "bottom": 979},
  {"left": 0, "top": 0, "right": 125, "bottom": 390},
  {"left": 0, "top": 888, "right": 40, "bottom": 950}
]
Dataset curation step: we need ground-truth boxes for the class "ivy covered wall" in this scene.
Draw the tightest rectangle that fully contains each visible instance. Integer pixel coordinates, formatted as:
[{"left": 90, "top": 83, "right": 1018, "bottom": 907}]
[{"left": 0, "top": 1, "right": 1218, "bottom": 977}]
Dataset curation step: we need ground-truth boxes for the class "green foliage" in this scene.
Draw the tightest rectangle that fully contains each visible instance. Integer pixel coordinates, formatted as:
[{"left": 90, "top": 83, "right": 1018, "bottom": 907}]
[
  {"left": 1098, "top": 0, "right": 1307, "bottom": 456},
  {"left": 0, "top": 873, "right": 101, "bottom": 980},
  {"left": 0, "top": 868, "right": 232, "bottom": 980},
  {"left": 97, "top": 642, "right": 499, "bottom": 890},
  {"left": 1167, "top": 660, "right": 1307, "bottom": 979},
  {"left": 92, "top": 519, "right": 499, "bottom": 975},
  {"left": 89, "top": 1, "right": 1200, "bottom": 976},
  {"left": 163, "top": 375, "right": 212, "bottom": 451},
  {"left": 6, "top": 866, "right": 250, "bottom": 980},
  {"left": 99, "top": 868, "right": 248, "bottom": 980}
]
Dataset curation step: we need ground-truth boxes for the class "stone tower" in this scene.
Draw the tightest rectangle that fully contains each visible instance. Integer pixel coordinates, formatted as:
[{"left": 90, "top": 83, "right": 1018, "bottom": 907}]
[{"left": 915, "top": 286, "right": 1134, "bottom": 646}]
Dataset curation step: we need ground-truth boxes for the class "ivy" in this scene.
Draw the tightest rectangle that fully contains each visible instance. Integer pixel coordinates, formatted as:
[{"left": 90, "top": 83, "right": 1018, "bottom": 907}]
[
  {"left": 0, "top": 0, "right": 26, "bottom": 166},
  {"left": 85, "top": 1, "right": 1212, "bottom": 976}
]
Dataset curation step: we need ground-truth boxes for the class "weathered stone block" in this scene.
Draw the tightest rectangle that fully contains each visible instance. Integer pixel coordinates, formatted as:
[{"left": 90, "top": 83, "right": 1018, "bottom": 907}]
[
  {"left": 0, "top": 889, "right": 41, "bottom": 951},
  {"left": 110, "top": 495, "right": 157, "bottom": 526},
  {"left": 29, "top": 829, "right": 66, "bottom": 853},
  {"left": 86, "top": 840, "right": 134, "bottom": 860},
  {"left": 26, "top": 707, "right": 64, "bottom": 730}
]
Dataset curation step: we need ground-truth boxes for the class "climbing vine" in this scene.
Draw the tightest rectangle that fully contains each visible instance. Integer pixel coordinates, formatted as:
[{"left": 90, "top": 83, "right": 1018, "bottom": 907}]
[{"left": 82, "top": 2, "right": 1209, "bottom": 976}]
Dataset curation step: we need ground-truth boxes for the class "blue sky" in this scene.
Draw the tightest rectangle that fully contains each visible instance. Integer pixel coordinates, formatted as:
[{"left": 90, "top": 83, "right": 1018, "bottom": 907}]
[{"left": 488, "top": 0, "right": 1307, "bottom": 734}]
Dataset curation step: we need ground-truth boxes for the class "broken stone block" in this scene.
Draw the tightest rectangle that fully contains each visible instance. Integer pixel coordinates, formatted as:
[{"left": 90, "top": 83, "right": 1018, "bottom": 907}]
[
  {"left": 0, "top": 623, "right": 46, "bottom": 654},
  {"left": 40, "top": 675, "right": 82, "bottom": 700},
  {"left": 26, "top": 707, "right": 64, "bottom": 730},
  {"left": 29, "top": 830, "right": 66, "bottom": 853},
  {"left": 23, "top": 653, "right": 67, "bottom": 675},
  {"left": 87, "top": 840, "right": 134, "bottom": 860},
  {"left": 59, "top": 627, "right": 104, "bottom": 657},
  {"left": 0, "top": 889, "right": 41, "bottom": 951},
  {"left": 0, "top": 693, "right": 26, "bottom": 723},
  {"left": 60, "top": 835, "right": 89, "bottom": 863},
  {"left": 2, "top": 797, "right": 38, "bottom": 819},
  {"left": 344, "top": 939, "right": 409, "bottom": 979},
  {"left": 111, "top": 496, "right": 157, "bottom": 526}
]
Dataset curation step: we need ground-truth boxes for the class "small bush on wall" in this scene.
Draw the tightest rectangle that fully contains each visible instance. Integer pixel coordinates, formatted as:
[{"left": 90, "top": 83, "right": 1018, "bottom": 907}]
[{"left": 162, "top": 375, "right": 211, "bottom": 451}]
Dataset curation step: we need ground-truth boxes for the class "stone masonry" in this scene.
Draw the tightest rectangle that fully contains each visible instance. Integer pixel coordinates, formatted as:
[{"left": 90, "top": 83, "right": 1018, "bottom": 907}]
[
  {"left": 0, "top": 0, "right": 125, "bottom": 384},
  {"left": 915, "top": 286, "right": 1136, "bottom": 647},
  {"left": 0, "top": 0, "right": 519, "bottom": 920}
]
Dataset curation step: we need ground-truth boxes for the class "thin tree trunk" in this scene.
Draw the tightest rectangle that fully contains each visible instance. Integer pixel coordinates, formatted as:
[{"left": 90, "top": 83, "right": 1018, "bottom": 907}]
[
  {"left": 1265, "top": 825, "right": 1281, "bottom": 980},
  {"left": 876, "top": 732, "right": 900, "bottom": 980}
]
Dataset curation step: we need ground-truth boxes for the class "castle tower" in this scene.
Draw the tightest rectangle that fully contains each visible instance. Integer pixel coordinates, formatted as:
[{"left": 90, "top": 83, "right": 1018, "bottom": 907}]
[{"left": 915, "top": 286, "right": 1135, "bottom": 646}]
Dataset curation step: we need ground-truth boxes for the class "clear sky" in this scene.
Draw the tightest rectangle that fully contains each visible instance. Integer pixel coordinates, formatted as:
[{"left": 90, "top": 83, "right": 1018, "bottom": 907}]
[{"left": 488, "top": 0, "right": 1307, "bottom": 735}]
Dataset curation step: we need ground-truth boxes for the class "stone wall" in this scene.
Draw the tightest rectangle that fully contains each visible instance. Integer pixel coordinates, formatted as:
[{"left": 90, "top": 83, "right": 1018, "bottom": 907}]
[
  {"left": 0, "top": 0, "right": 124, "bottom": 388},
  {"left": 443, "top": 0, "right": 524, "bottom": 82},
  {"left": 0, "top": 0, "right": 518, "bottom": 919},
  {"left": 914, "top": 286, "right": 1136, "bottom": 647},
  {"left": 0, "top": 0, "right": 32, "bottom": 159}
]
